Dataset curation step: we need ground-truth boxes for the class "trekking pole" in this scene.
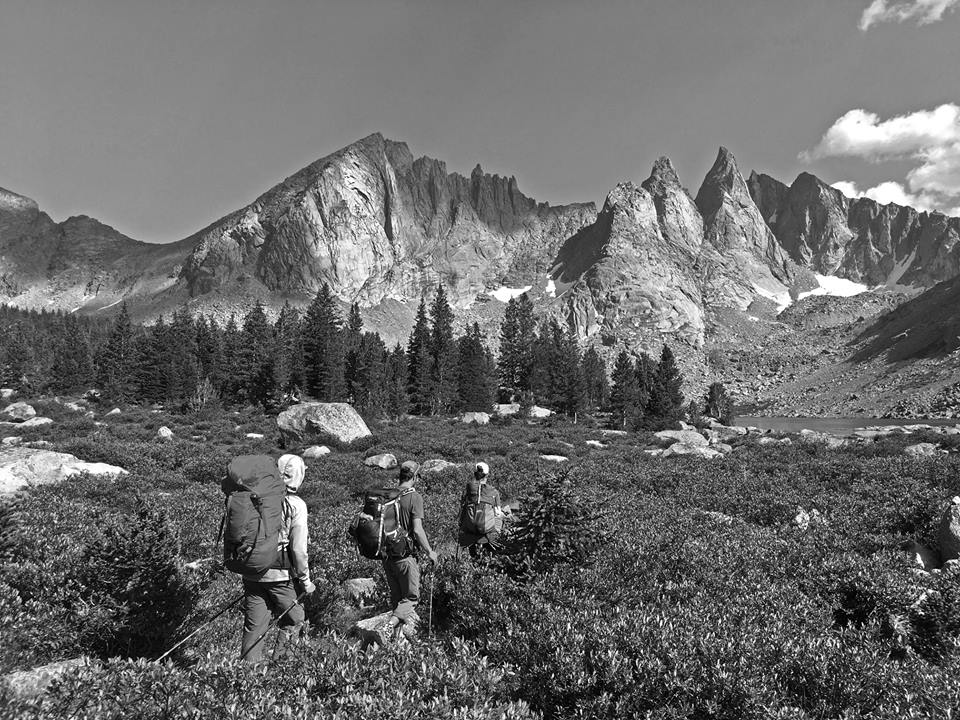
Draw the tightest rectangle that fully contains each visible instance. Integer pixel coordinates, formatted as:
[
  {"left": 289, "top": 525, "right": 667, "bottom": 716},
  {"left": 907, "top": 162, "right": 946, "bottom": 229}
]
[
  {"left": 155, "top": 592, "right": 244, "bottom": 663},
  {"left": 240, "top": 591, "right": 308, "bottom": 661}
]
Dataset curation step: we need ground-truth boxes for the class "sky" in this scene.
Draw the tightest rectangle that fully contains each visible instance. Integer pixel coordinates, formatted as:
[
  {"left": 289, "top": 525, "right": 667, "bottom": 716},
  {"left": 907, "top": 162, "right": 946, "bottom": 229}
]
[{"left": 1, "top": 0, "right": 959, "bottom": 243}]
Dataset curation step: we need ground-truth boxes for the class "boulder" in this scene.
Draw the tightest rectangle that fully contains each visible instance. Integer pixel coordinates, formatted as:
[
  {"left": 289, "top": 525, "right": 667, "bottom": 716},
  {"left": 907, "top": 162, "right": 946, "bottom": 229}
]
[
  {"left": 106, "top": 408, "right": 121, "bottom": 416},
  {"left": 351, "top": 610, "right": 417, "bottom": 649},
  {"left": 26, "top": 440, "right": 52, "bottom": 449},
  {"left": 494, "top": 403, "right": 520, "bottom": 416},
  {"left": 664, "top": 443, "right": 723, "bottom": 459},
  {"left": 654, "top": 430, "right": 709, "bottom": 448},
  {"left": 600, "top": 429, "right": 629, "bottom": 437},
  {"left": 904, "top": 442, "right": 941, "bottom": 457},
  {"left": 21, "top": 417, "right": 52, "bottom": 427},
  {"left": 420, "top": 459, "right": 458, "bottom": 474},
  {"left": 0, "top": 389, "right": 14, "bottom": 400},
  {"left": 1, "top": 436, "right": 21, "bottom": 447},
  {"left": 459, "top": 412, "right": 490, "bottom": 425},
  {"left": 302, "top": 445, "right": 331, "bottom": 459},
  {"left": 341, "top": 577, "right": 378, "bottom": 607},
  {"left": 711, "top": 424, "right": 748, "bottom": 442},
  {"left": 157, "top": 426, "right": 174, "bottom": 441},
  {"left": 1, "top": 402, "right": 36, "bottom": 422},
  {"left": 245, "top": 433, "right": 265, "bottom": 439},
  {"left": 713, "top": 442, "right": 733, "bottom": 454},
  {"left": 939, "top": 497, "right": 960, "bottom": 562},
  {"left": 1, "top": 657, "right": 90, "bottom": 699},
  {"left": 364, "top": 453, "right": 398, "bottom": 470},
  {"left": 539, "top": 454, "right": 568, "bottom": 463},
  {"left": 758, "top": 436, "right": 792, "bottom": 446},
  {"left": 585, "top": 440, "right": 607, "bottom": 449},
  {"left": 903, "top": 540, "right": 940, "bottom": 571},
  {"left": 277, "top": 402, "right": 372, "bottom": 446},
  {"left": 529, "top": 406, "right": 552, "bottom": 419},
  {"left": 0, "top": 447, "right": 128, "bottom": 494},
  {"left": 62, "top": 402, "right": 85, "bottom": 413}
]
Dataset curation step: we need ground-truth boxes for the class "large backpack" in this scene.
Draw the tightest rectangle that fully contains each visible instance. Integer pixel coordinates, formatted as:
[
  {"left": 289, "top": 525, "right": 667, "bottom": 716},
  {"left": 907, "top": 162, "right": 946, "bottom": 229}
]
[
  {"left": 348, "top": 487, "right": 414, "bottom": 560},
  {"left": 220, "top": 455, "right": 288, "bottom": 575},
  {"left": 460, "top": 481, "right": 498, "bottom": 536}
]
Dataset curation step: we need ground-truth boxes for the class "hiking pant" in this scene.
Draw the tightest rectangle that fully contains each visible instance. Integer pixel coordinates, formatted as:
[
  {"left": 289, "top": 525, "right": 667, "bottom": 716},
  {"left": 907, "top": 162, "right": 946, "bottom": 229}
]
[
  {"left": 241, "top": 579, "right": 305, "bottom": 663},
  {"left": 382, "top": 555, "right": 420, "bottom": 623}
]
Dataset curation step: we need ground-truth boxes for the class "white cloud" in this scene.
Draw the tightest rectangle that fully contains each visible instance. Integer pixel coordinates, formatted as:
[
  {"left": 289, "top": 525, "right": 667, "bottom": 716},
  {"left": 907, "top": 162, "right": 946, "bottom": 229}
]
[
  {"left": 859, "top": 0, "right": 960, "bottom": 30},
  {"left": 831, "top": 180, "right": 940, "bottom": 211},
  {"left": 805, "top": 104, "right": 960, "bottom": 216}
]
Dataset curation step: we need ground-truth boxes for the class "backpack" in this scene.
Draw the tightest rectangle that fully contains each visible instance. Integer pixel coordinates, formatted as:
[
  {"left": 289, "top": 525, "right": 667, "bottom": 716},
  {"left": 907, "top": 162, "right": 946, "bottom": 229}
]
[
  {"left": 220, "top": 455, "right": 288, "bottom": 575},
  {"left": 348, "top": 487, "right": 414, "bottom": 560},
  {"left": 460, "top": 482, "right": 498, "bottom": 536}
]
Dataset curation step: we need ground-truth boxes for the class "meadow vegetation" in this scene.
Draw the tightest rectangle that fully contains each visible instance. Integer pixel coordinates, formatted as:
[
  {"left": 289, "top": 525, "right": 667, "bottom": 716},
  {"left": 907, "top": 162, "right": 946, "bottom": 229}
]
[{"left": 3, "top": 407, "right": 960, "bottom": 718}]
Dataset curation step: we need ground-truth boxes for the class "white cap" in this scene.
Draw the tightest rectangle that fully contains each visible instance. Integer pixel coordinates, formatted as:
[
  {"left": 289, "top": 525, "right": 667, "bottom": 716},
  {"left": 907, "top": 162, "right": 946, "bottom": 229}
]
[
  {"left": 278, "top": 454, "right": 306, "bottom": 492},
  {"left": 475, "top": 461, "right": 490, "bottom": 477}
]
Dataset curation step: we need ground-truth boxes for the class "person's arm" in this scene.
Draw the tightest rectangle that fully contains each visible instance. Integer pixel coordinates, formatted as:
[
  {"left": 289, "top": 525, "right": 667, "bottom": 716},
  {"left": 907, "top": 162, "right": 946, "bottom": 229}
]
[
  {"left": 287, "top": 499, "right": 314, "bottom": 590},
  {"left": 411, "top": 518, "right": 438, "bottom": 563}
]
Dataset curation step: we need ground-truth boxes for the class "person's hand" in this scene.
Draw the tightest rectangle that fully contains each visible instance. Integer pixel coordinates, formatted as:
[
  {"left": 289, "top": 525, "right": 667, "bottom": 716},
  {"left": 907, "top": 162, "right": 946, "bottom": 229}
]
[
  {"left": 298, "top": 579, "right": 316, "bottom": 595},
  {"left": 428, "top": 550, "right": 439, "bottom": 564}
]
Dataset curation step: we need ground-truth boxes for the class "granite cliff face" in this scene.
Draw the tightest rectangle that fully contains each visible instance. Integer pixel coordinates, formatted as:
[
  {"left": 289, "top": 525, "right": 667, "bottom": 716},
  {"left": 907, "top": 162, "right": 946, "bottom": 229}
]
[
  {"left": 749, "top": 171, "right": 960, "bottom": 287},
  {"left": 552, "top": 151, "right": 814, "bottom": 349},
  {"left": 178, "top": 133, "right": 595, "bottom": 308},
  {"left": 0, "top": 187, "right": 187, "bottom": 311}
]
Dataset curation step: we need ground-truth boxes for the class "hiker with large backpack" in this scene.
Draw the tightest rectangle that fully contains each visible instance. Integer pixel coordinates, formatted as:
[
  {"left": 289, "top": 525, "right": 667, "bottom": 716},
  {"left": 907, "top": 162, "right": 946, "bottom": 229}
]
[
  {"left": 458, "top": 461, "right": 511, "bottom": 558},
  {"left": 220, "top": 454, "right": 316, "bottom": 663},
  {"left": 348, "top": 460, "right": 438, "bottom": 639}
]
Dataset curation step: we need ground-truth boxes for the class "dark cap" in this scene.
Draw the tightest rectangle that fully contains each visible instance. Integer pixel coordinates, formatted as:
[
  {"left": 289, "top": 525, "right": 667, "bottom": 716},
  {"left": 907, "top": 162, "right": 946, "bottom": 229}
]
[{"left": 398, "top": 460, "right": 420, "bottom": 481}]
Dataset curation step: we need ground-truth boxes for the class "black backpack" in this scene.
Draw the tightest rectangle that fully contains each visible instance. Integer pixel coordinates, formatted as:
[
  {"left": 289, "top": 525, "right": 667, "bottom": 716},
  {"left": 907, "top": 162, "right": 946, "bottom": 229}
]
[
  {"left": 348, "top": 487, "right": 414, "bottom": 560},
  {"left": 460, "top": 481, "right": 498, "bottom": 536},
  {"left": 220, "top": 455, "right": 288, "bottom": 575}
]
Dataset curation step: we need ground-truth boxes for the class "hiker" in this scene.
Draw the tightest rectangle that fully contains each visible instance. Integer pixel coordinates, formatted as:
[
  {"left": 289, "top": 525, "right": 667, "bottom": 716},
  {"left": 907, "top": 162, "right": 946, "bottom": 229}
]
[
  {"left": 458, "top": 461, "right": 511, "bottom": 558},
  {"left": 381, "top": 460, "right": 438, "bottom": 638},
  {"left": 238, "top": 454, "right": 316, "bottom": 662}
]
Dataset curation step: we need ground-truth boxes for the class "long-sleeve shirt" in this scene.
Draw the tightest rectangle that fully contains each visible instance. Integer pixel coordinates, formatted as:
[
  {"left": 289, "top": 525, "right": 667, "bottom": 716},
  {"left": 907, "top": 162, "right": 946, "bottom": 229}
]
[{"left": 243, "top": 494, "right": 310, "bottom": 584}]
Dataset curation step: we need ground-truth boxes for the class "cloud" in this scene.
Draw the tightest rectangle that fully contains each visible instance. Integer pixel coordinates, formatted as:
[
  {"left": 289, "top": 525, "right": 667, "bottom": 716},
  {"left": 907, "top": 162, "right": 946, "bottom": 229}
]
[
  {"left": 805, "top": 104, "right": 960, "bottom": 216},
  {"left": 859, "top": 0, "right": 960, "bottom": 30},
  {"left": 830, "top": 180, "right": 940, "bottom": 211}
]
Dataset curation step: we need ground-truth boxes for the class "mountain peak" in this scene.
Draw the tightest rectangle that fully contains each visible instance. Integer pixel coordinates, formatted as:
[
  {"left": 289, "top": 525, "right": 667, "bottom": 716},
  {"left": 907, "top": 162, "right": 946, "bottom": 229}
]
[{"left": 645, "top": 156, "right": 682, "bottom": 188}]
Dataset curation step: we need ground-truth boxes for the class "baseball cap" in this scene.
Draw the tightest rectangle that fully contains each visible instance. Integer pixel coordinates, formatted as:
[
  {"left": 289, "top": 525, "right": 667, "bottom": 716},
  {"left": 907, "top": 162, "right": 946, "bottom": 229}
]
[
  {"left": 475, "top": 461, "right": 490, "bottom": 477},
  {"left": 398, "top": 460, "right": 420, "bottom": 481}
]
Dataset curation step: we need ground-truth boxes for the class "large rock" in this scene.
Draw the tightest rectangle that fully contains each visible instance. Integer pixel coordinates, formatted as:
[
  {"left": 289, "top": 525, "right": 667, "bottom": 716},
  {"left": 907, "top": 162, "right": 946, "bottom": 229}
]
[
  {"left": 21, "top": 417, "right": 52, "bottom": 427},
  {"left": 528, "top": 406, "right": 552, "bottom": 419},
  {"left": 0, "top": 389, "right": 14, "bottom": 400},
  {"left": 1, "top": 657, "right": 90, "bottom": 699},
  {"left": 0, "top": 447, "right": 128, "bottom": 494},
  {"left": 277, "top": 402, "right": 372, "bottom": 445},
  {"left": 459, "top": 412, "right": 490, "bottom": 425},
  {"left": 663, "top": 443, "right": 723, "bottom": 460},
  {"left": 904, "top": 442, "right": 941, "bottom": 457},
  {"left": 654, "top": 430, "right": 708, "bottom": 448},
  {"left": 939, "top": 497, "right": 960, "bottom": 562},
  {"left": 302, "top": 445, "right": 331, "bottom": 459},
  {"left": 539, "top": 454, "right": 568, "bottom": 463},
  {"left": 351, "top": 610, "right": 417, "bottom": 649},
  {"left": 420, "top": 459, "right": 458, "bottom": 474},
  {"left": 1, "top": 402, "right": 36, "bottom": 422},
  {"left": 903, "top": 540, "right": 940, "bottom": 572},
  {"left": 494, "top": 403, "right": 520, "bottom": 416},
  {"left": 157, "top": 426, "right": 174, "bottom": 441},
  {"left": 341, "top": 578, "right": 378, "bottom": 607},
  {"left": 364, "top": 453, "right": 398, "bottom": 470}
]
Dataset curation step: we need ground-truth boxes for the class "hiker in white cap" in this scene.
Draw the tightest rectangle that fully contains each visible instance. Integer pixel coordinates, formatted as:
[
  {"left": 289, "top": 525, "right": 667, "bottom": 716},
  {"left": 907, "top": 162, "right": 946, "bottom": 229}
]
[{"left": 457, "top": 460, "right": 511, "bottom": 558}]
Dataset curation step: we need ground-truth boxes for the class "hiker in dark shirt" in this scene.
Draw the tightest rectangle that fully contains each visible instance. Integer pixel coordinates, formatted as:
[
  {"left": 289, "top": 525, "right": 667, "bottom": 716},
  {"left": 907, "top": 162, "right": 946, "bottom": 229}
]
[
  {"left": 383, "top": 460, "right": 438, "bottom": 638},
  {"left": 458, "top": 461, "right": 511, "bottom": 558}
]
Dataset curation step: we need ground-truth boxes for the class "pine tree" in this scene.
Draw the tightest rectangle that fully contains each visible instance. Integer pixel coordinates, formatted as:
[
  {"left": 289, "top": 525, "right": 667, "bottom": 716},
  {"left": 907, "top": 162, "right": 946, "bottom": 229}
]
[
  {"left": 351, "top": 332, "right": 388, "bottom": 418},
  {"left": 386, "top": 343, "right": 409, "bottom": 420},
  {"left": 646, "top": 344, "right": 685, "bottom": 429},
  {"left": 51, "top": 315, "right": 94, "bottom": 393},
  {"left": 609, "top": 351, "right": 640, "bottom": 429},
  {"left": 194, "top": 315, "right": 221, "bottom": 388},
  {"left": 406, "top": 298, "right": 432, "bottom": 415},
  {"left": 704, "top": 382, "right": 734, "bottom": 424},
  {"left": 217, "top": 314, "right": 245, "bottom": 405},
  {"left": 166, "top": 308, "right": 200, "bottom": 404},
  {"left": 457, "top": 323, "right": 496, "bottom": 412},
  {"left": 498, "top": 293, "right": 537, "bottom": 399},
  {"left": 582, "top": 346, "right": 609, "bottom": 411},
  {"left": 241, "top": 302, "right": 276, "bottom": 407},
  {"left": 135, "top": 316, "right": 168, "bottom": 404},
  {"left": 273, "top": 303, "right": 304, "bottom": 397},
  {"left": 429, "top": 284, "right": 458, "bottom": 414},
  {"left": 97, "top": 303, "right": 137, "bottom": 403},
  {"left": 302, "top": 284, "right": 345, "bottom": 401}
]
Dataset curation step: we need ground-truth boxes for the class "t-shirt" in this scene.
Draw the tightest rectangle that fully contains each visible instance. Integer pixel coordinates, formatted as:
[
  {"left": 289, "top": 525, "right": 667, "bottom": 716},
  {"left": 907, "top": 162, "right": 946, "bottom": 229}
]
[{"left": 396, "top": 488, "right": 424, "bottom": 536}]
